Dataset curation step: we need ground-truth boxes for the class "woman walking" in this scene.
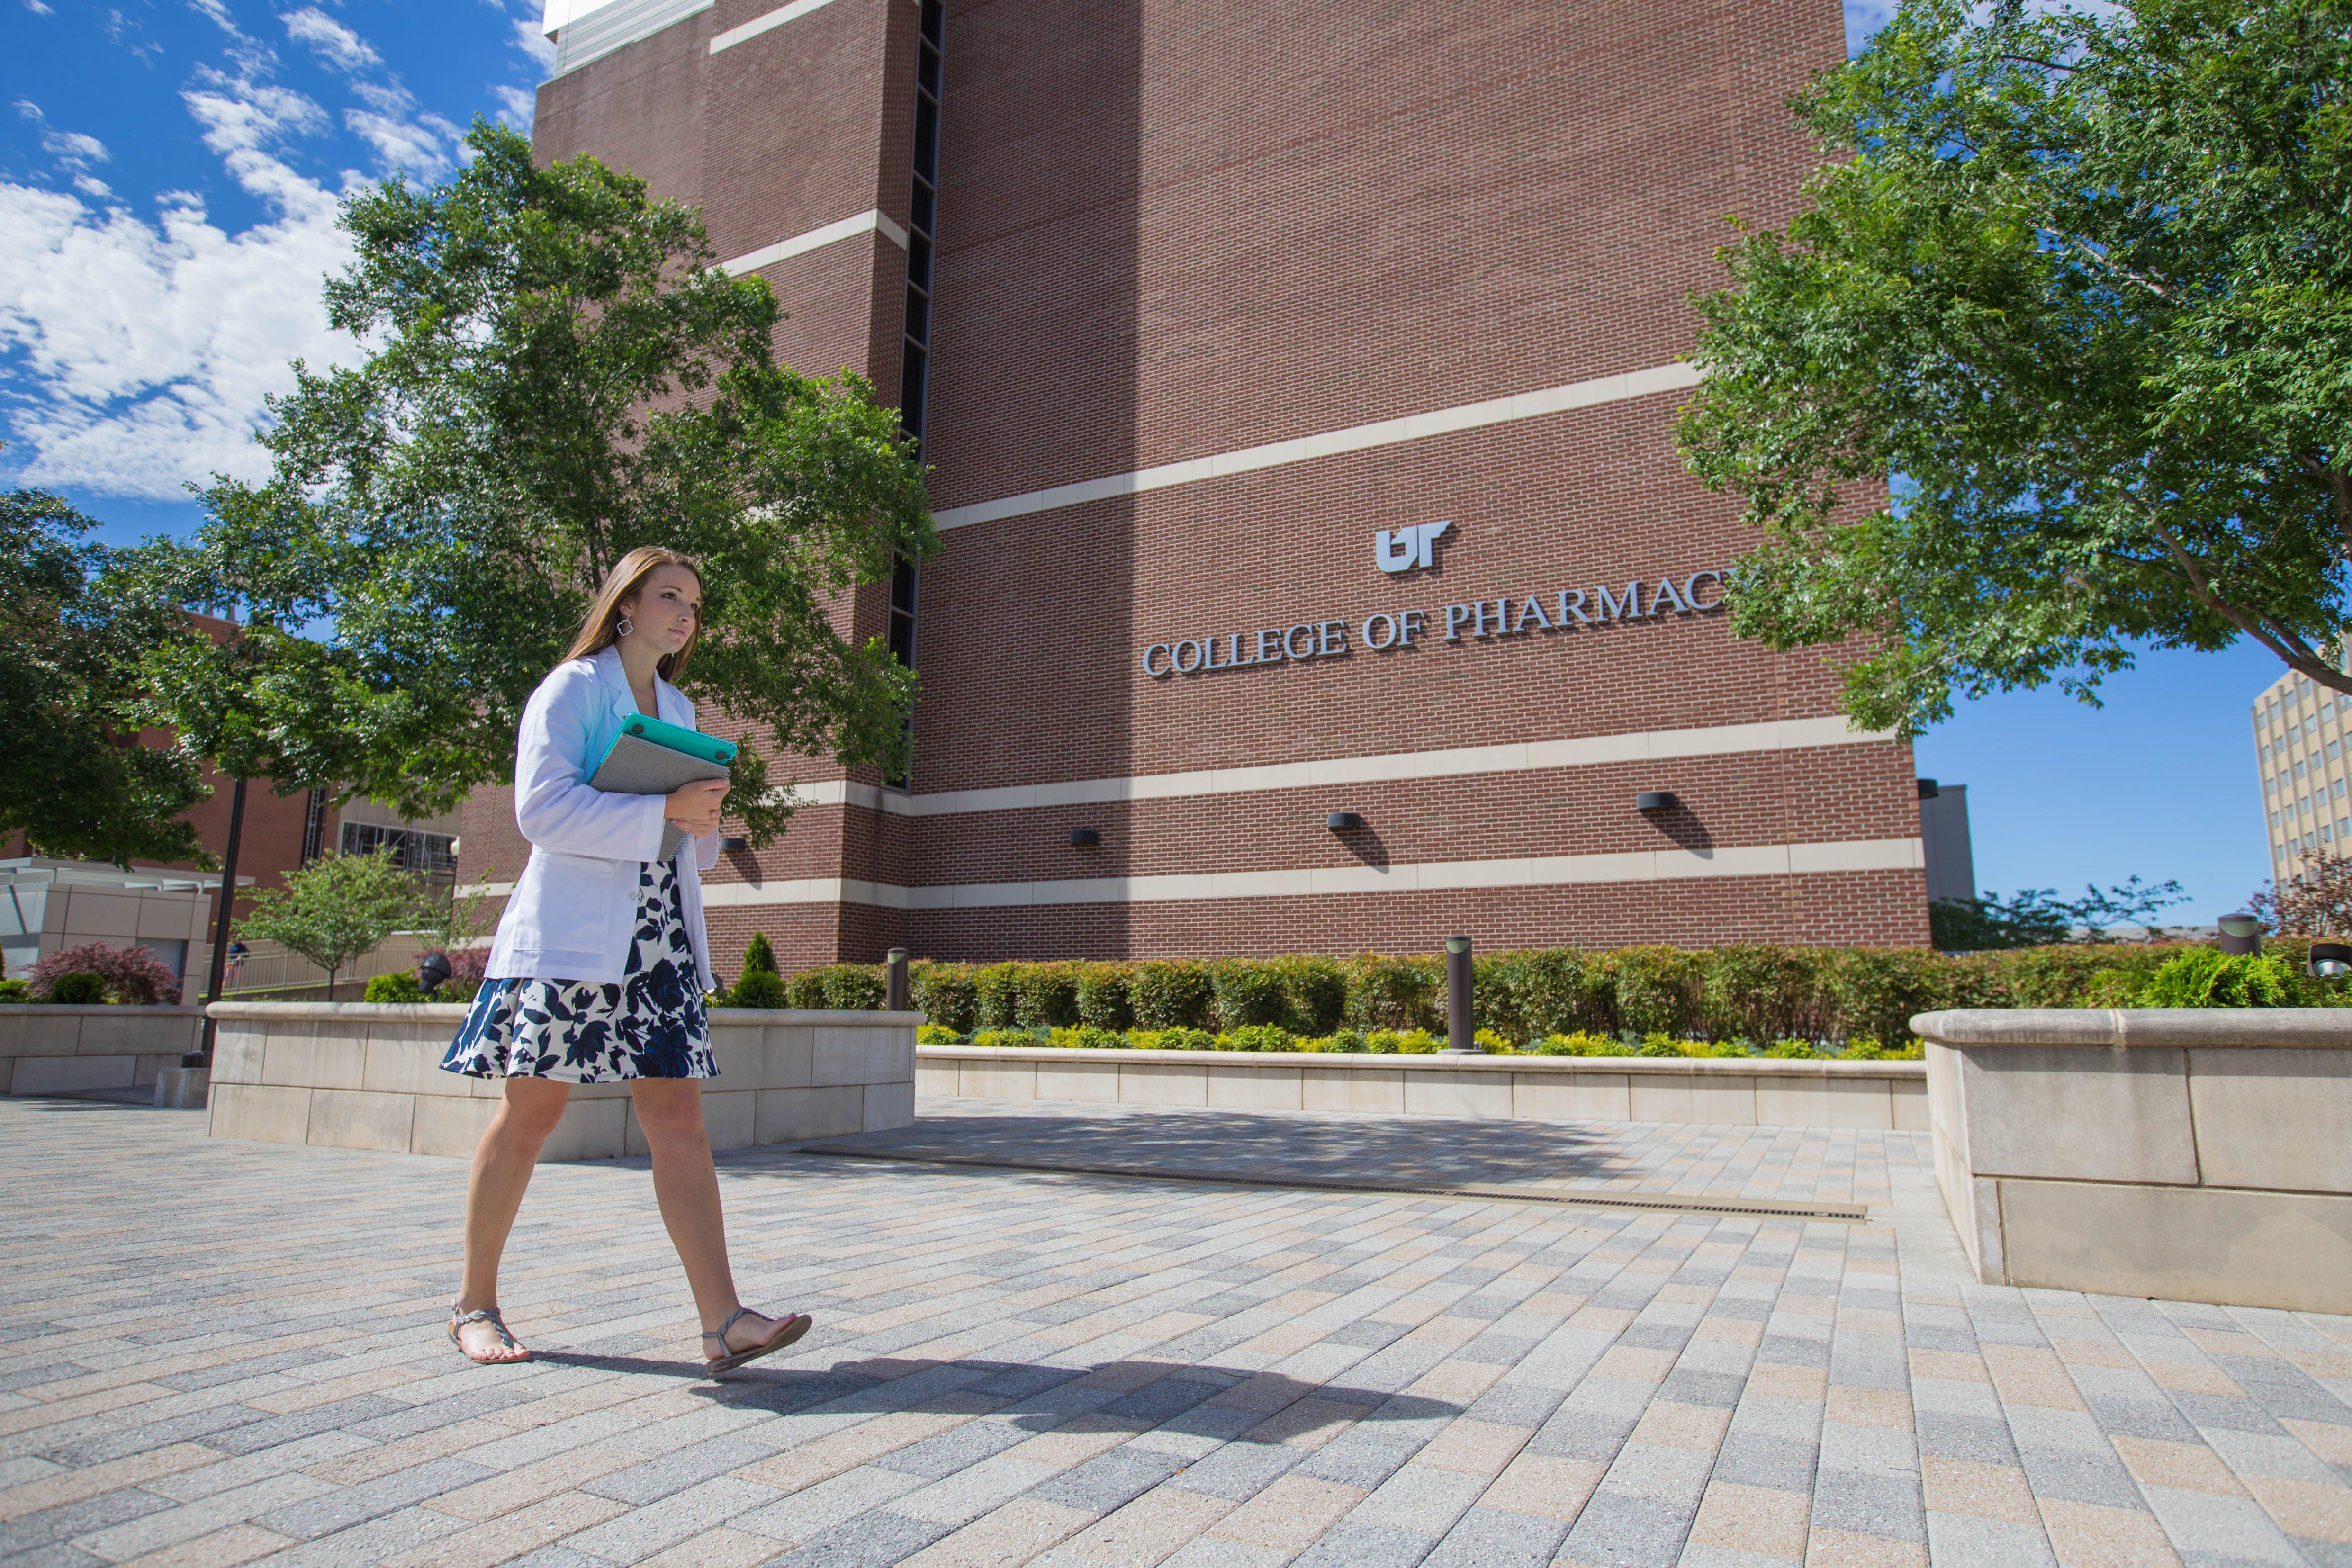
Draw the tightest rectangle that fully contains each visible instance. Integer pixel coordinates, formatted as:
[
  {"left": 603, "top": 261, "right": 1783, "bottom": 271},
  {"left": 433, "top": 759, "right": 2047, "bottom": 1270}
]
[{"left": 441, "top": 545, "right": 810, "bottom": 1373}]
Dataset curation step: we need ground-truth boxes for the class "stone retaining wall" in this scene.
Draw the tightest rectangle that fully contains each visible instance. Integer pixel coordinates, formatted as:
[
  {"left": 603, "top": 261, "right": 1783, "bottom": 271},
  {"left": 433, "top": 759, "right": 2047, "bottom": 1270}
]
[
  {"left": 0, "top": 1006, "right": 205, "bottom": 1095},
  {"left": 207, "top": 1002, "right": 919, "bottom": 1161},
  {"left": 1915, "top": 1008, "right": 2352, "bottom": 1313},
  {"left": 917, "top": 1045, "right": 1928, "bottom": 1130}
]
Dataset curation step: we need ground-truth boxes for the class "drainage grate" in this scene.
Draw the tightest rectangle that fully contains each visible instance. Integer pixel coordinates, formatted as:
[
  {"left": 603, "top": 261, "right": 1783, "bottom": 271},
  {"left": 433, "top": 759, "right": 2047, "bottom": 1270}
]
[{"left": 796, "top": 1147, "right": 1871, "bottom": 1224}]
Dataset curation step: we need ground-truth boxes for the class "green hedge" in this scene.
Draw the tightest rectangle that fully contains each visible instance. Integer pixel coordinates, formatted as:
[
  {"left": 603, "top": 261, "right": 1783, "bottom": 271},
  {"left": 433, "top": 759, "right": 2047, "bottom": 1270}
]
[{"left": 746, "top": 939, "right": 2349, "bottom": 1046}]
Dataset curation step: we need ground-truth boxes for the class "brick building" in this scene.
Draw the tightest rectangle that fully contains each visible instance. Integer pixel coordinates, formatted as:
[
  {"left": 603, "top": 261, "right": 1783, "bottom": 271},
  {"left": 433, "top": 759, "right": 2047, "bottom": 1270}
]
[{"left": 482, "top": 0, "right": 1932, "bottom": 976}]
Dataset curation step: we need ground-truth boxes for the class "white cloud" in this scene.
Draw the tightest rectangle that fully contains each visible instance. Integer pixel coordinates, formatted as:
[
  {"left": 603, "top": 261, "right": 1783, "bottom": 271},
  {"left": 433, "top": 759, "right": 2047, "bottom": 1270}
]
[
  {"left": 23, "top": 0, "right": 54, "bottom": 16},
  {"left": 490, "top": 83, "right": 535, "bottom": 129},
  {"left": 0, "top": 70, "right": 360, "bottom": 499},
  {"left": 281, "top": 7, "right": 380, "bottom": 73},
  {"left": 17, "top": 101, "right": 112, "bottom": 172},
  {"left": 345, "top": 108, "right": 461, "bottom": 178}
]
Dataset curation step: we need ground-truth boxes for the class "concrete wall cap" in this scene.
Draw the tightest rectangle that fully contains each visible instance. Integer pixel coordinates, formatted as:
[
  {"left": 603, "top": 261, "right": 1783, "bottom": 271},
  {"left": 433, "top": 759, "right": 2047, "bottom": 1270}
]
[
  {"left": 1911, "top": 1007, "right": 2352, "bottom": 1048},
  {"left": 206, "top": 1001, "right": 925, "bottom": 1025},
  {"left": 915, "top": 1045, "right": 1923, "bottom": 1076},
  {"left": 0, "top": 1004, "right": 205, "bottom": 1016}
]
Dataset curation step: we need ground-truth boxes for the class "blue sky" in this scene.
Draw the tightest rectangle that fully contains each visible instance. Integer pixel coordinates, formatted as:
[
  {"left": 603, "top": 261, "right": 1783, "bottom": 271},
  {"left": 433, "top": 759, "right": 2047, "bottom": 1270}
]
[{"left": 0, "top": 0, "right": 2274, "bottom": 913}]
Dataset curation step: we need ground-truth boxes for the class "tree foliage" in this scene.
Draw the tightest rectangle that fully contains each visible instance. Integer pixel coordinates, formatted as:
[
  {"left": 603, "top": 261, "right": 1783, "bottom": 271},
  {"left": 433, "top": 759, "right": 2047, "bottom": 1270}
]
[
  {"left": 1928, "top": 876, "right": 2190, "bottom": 950},
  {"left": 234, "top": 849, "right": 423, "bottom": 991},
  {"left": 136, "top": 121, "right": 934, "bottom": 839},
  {"left": 0, "top": 484, "right": 210, "bottom": 865},
  {"left": 1679, "top": 0, "right": 2352, "bottom": 734},
  {"left": 2250, "top": 847, "right": 2352, "bottom": 935}
]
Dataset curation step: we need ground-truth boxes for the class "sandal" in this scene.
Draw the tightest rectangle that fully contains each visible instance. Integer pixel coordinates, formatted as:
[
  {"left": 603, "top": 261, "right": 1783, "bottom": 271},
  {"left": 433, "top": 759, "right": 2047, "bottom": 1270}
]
[
  {"left": 447, "top": 1300, "right": 530, "bottom": 1364},
  {"left": 702, "top": 1307, "right": 812, "bottom": 1375}
]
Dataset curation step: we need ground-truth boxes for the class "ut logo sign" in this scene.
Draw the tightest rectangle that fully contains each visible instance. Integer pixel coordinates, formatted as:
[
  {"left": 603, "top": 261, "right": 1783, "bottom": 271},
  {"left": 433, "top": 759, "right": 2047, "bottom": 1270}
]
[{"left": 1376, "top": 519, "right": 1453, "bottom": 575}]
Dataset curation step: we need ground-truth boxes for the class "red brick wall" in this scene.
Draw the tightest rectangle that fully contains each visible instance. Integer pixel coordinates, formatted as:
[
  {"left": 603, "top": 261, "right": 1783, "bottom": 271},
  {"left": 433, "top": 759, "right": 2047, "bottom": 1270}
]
[{"left": 476, "top": 0, "right": 1929, "bottom": 982}]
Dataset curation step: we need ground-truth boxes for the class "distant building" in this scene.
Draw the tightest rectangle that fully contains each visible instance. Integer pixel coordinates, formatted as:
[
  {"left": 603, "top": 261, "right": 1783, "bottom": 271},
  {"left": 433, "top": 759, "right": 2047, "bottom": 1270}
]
[
  {"left": 1917, "top": 782, "right": 1976, "bottom": 906},
  {"left": 2252, "top": 668, "right": 2352, "bottom": 882}
]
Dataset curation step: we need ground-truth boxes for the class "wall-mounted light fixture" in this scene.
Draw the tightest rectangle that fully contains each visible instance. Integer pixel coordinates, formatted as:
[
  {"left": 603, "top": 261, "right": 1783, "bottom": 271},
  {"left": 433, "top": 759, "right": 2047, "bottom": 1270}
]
[
  {"left": 1069, "top": 828, "right": 1100, "bottom": 846},
  {"left": 1327, "top": 811, "right": 1364, "bottom": 830},
  {"left": 1916, "top": 778, "right": 1940, "bottom": 799},
  {"left": 719, "top": 836, "right": 749, "bottom": 852},
  {"left": 1635, "top": 792, "right": 1677, "bottom": 812}
]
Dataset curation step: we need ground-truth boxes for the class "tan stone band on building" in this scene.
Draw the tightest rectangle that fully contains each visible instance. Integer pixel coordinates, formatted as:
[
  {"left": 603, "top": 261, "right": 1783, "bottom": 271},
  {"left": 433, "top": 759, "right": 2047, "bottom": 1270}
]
[
  {"left": 463, "top": 837, "right": 1921, "bottom": 909},
  {"left": 775, "top": 714, "right": 1892, "bottom": 819},
  {"left": 930, "top": 361, "right": 1706, "bottom": 532}
]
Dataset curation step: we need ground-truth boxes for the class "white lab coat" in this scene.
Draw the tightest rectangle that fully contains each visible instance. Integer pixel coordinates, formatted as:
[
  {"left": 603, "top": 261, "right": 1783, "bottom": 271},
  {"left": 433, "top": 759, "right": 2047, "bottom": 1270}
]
[{"left": 485, "top": 645, "right": 721, "bottom": 991}]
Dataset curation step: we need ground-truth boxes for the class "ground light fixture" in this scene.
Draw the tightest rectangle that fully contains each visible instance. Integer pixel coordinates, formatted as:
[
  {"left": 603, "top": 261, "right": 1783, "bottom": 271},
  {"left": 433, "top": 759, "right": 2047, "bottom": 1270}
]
[
  {"left": 1327, "top": 811, "right": 1364, "bottom": 830},
  {"left": 2217, "top": 913, "right": 2262, "bottom": 955},
  {"left": 416, "top": 951, "right": 451, "bottom": 993},
  {"left": 1635, "top": 792, "right": 1677, "bottom": 812},
  {"left": 1441, "top": 935, "right": 1482, "bottom": 1054},
  {"left": 2310, "top": 941, "right": 2352, "bottom": 979},
  {"left": 1069, "top": 828, "right": 1101, "bottom": 846}
]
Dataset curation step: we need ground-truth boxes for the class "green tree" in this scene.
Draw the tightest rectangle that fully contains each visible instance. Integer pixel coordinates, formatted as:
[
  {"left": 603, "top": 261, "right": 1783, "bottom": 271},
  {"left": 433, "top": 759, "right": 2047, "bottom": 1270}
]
[
  {"left": 136, "top": 119, "right": 934, "bottom": 839},
  {"left": 1678, "top": 0, "right": 2352, "bottom": 734},
  {"left": 234, "top": 849, "right": 423, "bottom": 994},
  {"left": 1928, "top": 876, "right": 2189, "bottom": 950},
  {"left": 0, "top": 481, "right": 210, "bottom": 865}
]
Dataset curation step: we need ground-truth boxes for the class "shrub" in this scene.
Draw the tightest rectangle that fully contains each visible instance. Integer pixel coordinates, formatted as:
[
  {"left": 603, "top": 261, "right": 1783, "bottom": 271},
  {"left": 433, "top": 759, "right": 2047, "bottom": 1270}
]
[
  {"left": 1209, "top": 959, "right": 1285, "bottom": 1029},
  {"left": 29, "top": 942, "right": 184, "bottom": 1005},
  {"left": 46, "top": 971, "right": 108, "bottom": 1004},
  {"left": 1068, "top": 1024, "right": 1127, "bottom": 1050},
  {"left": 973, "top": 962, "right": 1024, "bottom": 1028},
  {"left": 1270, "top": 955, "right": 1348, "bottom": 1035},
  {"left": 1532, "top": 1031, "right": 1635, "bottom": 1057},
  {"left": 364, "top": 972, "right": 425, "bottom": 1003},
  {"left": 1131, "top": 961, "right": 1213, "bottom": 1029},
  {"left": 916, "top": 1023, "right": 962, "bottom": 1045},
  {"left": 730, "top": 970, "right": 790, "bottom": 1009},
  {"left": 972, "top": 1028, "right": 1037, "bottom": 1049},
  {"left": 1155, "top": 1026, "right": 1215, "bottom": 1051},
  {"left": 1704, "top": 945, "right": 1830, "bottom": 1043},
  {"left": 1635, "top": 1035, "right": 1683, "bottom": 1057},
  {"left": 741, "top": 933, "right": 780, "bottom": 977},
  {"left": 438, "top": 946, "right": 489, "bottom": 1002},
  {"left": 2134, "top": 949, "right": 2304, "bottom": 1007},
  {"left": 1365, "top": 1027, "right": 1442, "bottom": 1054},
  {"left": 1323, "top": 1027, "right": 1367, "bottom": 1054},
  {"left": 911, "top": 962, "right": 978, "bottom": 1033},
  {"left": 1220, "top": 1023, "right": 1294, "bottom": 1053},
  {"left": 820, "top": 965, "right": 887, "bottom": 1010},
  {"left": 1765, "top": 1037, "right": 1821, "bottom": 1059},
  {"left": 1346, "top": 955, "right": 1439, "bottom": 1031},
  {"left": 1600, "top": 946, "right": 1704, "bottom": 1037},
  {"left": 1826, "top": 948, "right": 1944, "bottom": 1048},
  {"left": 1493, "top": 948, "right": 1600, "bottom": 1039},
  {"left": 1012, "top": 962, "right": 1081, "bottom": 1027},
  {"left": 0, "top": 978, "right": 28, "bottom": 1003},
  {"left": 1074, "top": 964, "right": 1135, "bottom": 1031}
]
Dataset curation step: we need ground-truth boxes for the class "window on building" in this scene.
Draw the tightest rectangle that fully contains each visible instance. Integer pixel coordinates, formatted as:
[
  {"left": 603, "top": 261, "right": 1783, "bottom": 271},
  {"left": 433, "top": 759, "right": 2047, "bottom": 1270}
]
[
  {"left": 339, "top": 820, "right": 457, "bottom": 877},
  {"left": 881, "top": 0, "right": 945, "bottom": 792}
]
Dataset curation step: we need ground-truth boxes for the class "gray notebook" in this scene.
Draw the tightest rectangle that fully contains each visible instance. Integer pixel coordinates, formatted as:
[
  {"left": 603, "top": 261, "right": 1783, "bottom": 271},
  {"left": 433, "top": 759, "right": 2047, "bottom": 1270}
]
[{"left": 588, "top": 731, "right": 731, "bottom": 864}]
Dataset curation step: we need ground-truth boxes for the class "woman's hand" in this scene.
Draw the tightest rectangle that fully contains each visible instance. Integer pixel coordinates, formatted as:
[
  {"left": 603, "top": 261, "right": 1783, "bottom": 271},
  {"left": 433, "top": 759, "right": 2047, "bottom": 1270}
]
[{"left": 664, "top": 779, "right": 730, "bottom": 838}]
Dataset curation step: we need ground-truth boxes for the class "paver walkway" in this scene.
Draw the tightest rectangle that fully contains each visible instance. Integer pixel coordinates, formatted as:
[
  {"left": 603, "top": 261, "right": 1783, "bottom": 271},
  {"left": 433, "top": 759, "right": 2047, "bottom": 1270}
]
[{"left": 1, "top": 1092, "right": 2348, "bottom": 1568}]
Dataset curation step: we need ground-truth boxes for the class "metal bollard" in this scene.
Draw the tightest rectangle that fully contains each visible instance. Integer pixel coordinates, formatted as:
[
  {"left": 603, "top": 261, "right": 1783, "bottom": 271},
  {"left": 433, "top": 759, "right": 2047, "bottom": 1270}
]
[
  {"left": 1442, "top": 935, "right": 1481, "bottom": 1053},
  {"left": 885, "top": 948, "right": 910, "bottom": 1011}
]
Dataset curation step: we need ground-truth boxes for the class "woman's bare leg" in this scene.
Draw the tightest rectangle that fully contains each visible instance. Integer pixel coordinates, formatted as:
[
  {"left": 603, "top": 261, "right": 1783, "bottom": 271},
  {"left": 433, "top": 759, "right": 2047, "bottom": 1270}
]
[
  {"left": 453, "top": 1076, "right": 572, "bottom": 1361},
  {"left": 629, "top": 1078, "right": 779, "bottom": 1355}
]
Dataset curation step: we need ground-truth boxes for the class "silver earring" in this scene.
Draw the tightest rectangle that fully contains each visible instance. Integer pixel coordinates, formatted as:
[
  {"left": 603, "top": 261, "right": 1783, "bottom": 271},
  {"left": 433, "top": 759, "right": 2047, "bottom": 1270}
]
[{"left": 615, "top": 614, "right": 634, "bottom": 638}]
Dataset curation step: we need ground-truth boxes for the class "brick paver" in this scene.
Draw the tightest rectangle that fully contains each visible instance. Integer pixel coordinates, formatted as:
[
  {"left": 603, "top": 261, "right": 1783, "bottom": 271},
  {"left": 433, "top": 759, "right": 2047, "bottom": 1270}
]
[{"left": 1, "top": 1092, "right": 2347, "bottom": 1567}]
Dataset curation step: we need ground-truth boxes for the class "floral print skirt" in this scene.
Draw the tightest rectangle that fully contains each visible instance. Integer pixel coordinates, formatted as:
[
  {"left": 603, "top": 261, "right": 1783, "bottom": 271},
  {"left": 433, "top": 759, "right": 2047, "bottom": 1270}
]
[{"left": 440, "top": 858, "right": 716, "bottom": 1083}]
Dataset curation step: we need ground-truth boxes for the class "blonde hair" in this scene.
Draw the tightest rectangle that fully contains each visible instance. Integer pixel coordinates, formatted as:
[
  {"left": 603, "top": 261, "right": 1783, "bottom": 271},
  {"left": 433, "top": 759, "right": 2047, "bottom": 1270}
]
[{"left": 561, "top": 546, "right": 705, "bottom": 680}]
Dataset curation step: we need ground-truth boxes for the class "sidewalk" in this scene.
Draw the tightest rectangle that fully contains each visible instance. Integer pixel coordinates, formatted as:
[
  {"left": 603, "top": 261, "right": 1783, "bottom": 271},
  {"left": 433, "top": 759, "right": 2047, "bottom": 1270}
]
[{"left": 1, "top": 1093, "right": 2347, "bottom": 1567}]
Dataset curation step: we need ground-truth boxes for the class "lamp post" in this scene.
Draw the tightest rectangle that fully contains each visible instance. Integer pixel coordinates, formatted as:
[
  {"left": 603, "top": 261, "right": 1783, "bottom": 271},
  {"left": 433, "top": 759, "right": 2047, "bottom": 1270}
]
[
  {"left": 1440, "top": 935, "right": 1481, "bottom": 1054},
  {"left": 189, "top": 774, "right": 249, "bottom": 1069}
]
